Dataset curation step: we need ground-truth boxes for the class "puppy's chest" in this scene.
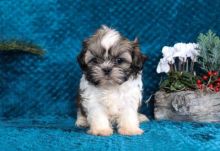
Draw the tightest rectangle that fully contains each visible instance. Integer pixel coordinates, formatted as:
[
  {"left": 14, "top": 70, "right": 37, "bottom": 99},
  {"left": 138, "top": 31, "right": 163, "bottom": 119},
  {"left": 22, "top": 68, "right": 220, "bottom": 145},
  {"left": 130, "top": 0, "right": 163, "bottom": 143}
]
[
  {"left": 80, "top": 74, "right": 143, "bottom": 115},
  {"left": 100, "top": 89, "right": 124, "bottom": 114},
  {"left": 99, "top": 83, "right": 141, "bottom": 115}
]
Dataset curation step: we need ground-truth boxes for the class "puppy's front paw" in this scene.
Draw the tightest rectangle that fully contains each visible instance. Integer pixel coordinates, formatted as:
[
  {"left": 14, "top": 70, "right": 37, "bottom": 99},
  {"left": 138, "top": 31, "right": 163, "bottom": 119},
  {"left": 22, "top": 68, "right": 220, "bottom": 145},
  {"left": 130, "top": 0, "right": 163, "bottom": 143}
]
[
  {"left": 118, "top": 127, "right": 143, "bottom": 135},
  {"left": 87, "top": 128, "right": 113, "bottom": 136}
]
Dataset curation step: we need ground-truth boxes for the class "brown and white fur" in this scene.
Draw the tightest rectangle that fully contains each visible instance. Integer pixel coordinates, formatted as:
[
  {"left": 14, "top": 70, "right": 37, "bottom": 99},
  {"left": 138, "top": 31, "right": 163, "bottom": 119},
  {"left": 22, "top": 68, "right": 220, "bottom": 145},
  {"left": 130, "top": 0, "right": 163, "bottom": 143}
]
[{"left": 76, "top": 25, "right": 148, "bottom": 136}]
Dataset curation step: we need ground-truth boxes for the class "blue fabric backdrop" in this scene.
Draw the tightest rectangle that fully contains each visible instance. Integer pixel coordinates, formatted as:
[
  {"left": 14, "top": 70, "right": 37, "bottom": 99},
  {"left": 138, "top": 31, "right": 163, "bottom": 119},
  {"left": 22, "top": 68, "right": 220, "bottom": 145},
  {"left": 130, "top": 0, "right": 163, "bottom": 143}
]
[
  {"left": 1, "top": 1, "right": 220, "bottom": 151},
  {"left": 1, "top": 0, "right": 220, "bottom": 119}
]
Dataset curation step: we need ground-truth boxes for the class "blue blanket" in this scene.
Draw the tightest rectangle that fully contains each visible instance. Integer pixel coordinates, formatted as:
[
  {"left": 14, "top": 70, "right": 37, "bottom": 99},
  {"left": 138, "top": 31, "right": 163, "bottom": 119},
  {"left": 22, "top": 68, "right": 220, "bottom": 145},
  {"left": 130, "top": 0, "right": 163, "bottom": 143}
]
[
  {"left": 1, "top": 118, "right": 220, "bottom": 151},
  {"left": 1, "top": 0, "right": 220, "bottom": 150}
]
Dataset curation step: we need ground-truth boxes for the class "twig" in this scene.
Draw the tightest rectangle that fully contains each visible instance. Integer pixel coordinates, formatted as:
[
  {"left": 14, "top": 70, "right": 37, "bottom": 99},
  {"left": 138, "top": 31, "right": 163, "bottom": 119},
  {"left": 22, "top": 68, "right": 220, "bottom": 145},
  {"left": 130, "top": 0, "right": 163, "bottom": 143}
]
[{"left": 186, "top": 59, "right": 189, "bottom": 72}]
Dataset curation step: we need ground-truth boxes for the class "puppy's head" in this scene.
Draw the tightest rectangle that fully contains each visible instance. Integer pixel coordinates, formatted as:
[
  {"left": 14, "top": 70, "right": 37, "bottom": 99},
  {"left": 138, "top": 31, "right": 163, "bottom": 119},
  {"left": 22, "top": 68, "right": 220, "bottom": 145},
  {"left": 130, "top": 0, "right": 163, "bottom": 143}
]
[{"left": 78, "top": 25, "right": 147, "bottom": 86}]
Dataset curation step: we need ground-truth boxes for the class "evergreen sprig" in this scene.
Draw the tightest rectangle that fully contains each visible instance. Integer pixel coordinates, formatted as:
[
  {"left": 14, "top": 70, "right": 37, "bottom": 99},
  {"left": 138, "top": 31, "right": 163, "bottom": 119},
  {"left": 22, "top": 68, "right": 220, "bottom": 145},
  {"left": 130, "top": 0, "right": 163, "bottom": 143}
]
[
  {"left": 197, "top": 30, "right": 220, "bottom": 72},
  {"left": 0, "top": 40, "right": 45, "bottom": 55}
]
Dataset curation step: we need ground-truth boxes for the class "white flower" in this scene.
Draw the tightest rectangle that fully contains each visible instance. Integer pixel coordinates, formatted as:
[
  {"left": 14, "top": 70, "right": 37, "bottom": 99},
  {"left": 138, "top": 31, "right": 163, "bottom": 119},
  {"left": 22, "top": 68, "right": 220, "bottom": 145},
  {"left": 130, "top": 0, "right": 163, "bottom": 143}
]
[
  {"left": 162, "top": 46, "right": 175, "bottom": 64},
  {"left": 172, "top": 42, "right": 200, "bottom": 62},
  {"left": 173, "top": 43, "right": 187, "bottom": 61},
  {"left": 187, "top": 43, "right": 199, "bottom": 61},
  {"left": 157, "top": 42, "right": 200, "bottom": 74},
  {"left": 156, "top": 58, "right": 170, "bottom": 73}
]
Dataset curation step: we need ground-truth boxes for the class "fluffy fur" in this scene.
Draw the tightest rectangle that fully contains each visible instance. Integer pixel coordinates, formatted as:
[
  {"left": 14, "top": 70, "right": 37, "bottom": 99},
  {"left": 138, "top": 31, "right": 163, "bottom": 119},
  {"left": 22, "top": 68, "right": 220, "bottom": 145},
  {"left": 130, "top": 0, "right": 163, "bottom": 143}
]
[{"left": 76, "top": 25, "right": 148, "bottom": 136}]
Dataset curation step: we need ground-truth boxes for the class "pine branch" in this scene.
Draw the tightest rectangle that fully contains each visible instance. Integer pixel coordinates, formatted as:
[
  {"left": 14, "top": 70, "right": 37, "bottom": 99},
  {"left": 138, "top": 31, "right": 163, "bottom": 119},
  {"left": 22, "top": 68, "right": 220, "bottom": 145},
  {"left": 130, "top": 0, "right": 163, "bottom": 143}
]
[
  {"left": 0, "top": 40, "right": 45, "bottom": 55},
  {"left": 197, "top": 30, "right": 220, "bottom": 72}
]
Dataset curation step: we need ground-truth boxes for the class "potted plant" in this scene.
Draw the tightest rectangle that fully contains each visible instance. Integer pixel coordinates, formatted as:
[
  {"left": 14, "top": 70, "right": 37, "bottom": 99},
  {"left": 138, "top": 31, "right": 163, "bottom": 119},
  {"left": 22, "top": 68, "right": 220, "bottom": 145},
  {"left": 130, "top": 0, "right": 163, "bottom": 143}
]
[{"left": 154, "top": 30, "right": 220, "bottom": 122}]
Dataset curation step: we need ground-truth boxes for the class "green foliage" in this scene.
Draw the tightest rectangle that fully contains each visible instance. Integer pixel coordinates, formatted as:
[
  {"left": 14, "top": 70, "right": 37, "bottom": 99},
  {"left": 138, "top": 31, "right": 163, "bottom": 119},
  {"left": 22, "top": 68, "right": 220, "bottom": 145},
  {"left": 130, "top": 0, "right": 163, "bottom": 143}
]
[
  {"left": 0, "top": 40, "right": 44, "bottom": 55},
  {"left": 197, "top": 30, "right": 220, "bottom": 72},
  {"left": 160, "top": 71, "right": 197, "bottom": 92}
]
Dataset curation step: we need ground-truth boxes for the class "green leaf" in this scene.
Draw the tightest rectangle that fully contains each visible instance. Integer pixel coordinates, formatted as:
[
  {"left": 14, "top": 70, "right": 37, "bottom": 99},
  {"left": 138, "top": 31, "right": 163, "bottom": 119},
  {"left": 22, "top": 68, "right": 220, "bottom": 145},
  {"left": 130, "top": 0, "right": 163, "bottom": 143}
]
[
  {"left": 159, "top": 71, "right": 196, "bottom": 92},
  {"left": 173, "top": 81, "right": 185, "bottom": 90},
  {"left": 160, "top": 79, "right": 170, "bottom": 88},
  {"left": 170, "top": 85, "right": 177, "bottom": 91}
]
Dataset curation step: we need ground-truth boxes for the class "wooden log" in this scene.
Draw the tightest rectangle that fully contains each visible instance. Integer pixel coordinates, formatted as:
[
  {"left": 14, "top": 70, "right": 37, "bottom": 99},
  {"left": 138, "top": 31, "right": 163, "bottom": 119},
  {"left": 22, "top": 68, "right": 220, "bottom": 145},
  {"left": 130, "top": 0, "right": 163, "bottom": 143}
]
[{"left": 154, "top": 90, "right": 220, "bottom": 122}]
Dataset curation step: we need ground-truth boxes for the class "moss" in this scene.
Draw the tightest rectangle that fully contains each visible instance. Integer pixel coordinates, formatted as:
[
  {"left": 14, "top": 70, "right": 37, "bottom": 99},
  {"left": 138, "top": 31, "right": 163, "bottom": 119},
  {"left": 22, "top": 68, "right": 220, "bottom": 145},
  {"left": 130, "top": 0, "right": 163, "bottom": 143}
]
[{"left": 0, "top": 40, "right": 45, "bottom": 55}]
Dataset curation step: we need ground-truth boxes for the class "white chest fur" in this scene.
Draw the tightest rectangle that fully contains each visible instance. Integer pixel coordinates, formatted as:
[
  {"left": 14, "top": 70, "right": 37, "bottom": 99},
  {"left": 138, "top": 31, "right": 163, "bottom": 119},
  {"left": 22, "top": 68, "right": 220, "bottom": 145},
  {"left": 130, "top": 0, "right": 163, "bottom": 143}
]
[{"left": 79, "top": 74, "right": 143, "bottom": 116}]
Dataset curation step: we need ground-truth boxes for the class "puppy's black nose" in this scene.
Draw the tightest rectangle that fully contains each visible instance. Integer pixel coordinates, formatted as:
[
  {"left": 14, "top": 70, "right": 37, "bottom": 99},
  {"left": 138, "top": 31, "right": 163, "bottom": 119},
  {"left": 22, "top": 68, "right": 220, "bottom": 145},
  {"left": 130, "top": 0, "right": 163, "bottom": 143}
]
[{"left": 102, "top": 68, "right": 112, "bottom": 75}]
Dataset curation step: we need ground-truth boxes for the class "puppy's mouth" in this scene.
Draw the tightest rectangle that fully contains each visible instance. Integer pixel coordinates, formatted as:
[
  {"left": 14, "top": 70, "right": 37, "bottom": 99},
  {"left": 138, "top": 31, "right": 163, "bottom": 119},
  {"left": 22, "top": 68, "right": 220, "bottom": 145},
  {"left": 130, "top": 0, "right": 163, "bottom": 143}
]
[
  {"left": 103, "top": 75, "right": 112, "bottom": 80},
  {"left": 101, "top": 75, "right": 127, "bottom": 86}
]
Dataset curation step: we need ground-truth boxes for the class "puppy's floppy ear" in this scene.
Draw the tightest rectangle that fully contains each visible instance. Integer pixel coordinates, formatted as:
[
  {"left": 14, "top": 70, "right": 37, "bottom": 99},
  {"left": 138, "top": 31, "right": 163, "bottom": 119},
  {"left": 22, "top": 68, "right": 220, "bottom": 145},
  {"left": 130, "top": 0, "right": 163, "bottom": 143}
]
[
  {"left": 77, "top": 40, "right": 88, "bottom": 70},
  {"left": 131, "top": 38, "right": 147, "bottom": 74}
]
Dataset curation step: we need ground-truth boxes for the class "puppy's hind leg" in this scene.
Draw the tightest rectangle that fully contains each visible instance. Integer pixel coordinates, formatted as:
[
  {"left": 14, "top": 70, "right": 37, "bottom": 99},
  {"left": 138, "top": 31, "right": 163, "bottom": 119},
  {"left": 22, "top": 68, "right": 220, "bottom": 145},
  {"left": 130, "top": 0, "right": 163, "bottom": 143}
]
[
  {"left": 75, "top": 109, "right": 89, "bottom": 128},
  {"left": 138, "top": 113, "right": 149, "bottom": 123}
]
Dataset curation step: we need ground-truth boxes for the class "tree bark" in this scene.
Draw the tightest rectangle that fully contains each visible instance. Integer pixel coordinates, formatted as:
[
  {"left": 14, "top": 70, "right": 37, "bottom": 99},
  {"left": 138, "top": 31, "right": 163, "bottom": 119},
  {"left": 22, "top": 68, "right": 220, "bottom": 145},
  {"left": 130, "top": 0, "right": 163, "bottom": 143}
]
[{"left": 154, "top": 91, "right": 220, "bottom": 122}]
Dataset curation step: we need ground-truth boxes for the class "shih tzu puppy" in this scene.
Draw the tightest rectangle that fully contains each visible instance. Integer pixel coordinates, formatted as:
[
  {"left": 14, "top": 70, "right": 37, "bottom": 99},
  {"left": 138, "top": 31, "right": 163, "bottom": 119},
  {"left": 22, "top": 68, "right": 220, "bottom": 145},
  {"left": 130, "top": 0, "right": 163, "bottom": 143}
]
[{"left": 75, "top": 25, "right": 148, "bottom": 136}]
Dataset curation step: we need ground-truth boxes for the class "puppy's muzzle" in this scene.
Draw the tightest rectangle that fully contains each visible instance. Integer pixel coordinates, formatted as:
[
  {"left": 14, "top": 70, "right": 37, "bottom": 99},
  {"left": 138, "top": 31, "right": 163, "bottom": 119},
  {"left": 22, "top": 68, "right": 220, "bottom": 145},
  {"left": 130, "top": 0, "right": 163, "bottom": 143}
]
[{"left": 102, "top": 68, "right": 112, "bottom": 75}]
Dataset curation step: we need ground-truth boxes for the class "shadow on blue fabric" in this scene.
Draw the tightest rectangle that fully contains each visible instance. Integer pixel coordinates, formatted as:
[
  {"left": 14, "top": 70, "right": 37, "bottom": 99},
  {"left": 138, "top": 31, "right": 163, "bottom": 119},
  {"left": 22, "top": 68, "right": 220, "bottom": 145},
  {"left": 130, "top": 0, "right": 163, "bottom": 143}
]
[{"left": 0, "top": 0, "right": 220, "bottom": 150}]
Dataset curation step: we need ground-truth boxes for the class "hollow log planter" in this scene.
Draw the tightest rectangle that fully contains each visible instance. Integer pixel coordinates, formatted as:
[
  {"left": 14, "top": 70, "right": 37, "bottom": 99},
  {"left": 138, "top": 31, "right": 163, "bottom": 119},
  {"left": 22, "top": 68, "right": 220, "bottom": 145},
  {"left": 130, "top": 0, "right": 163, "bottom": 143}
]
[{"left": 154, "top": 91, "right": 220, "bottom": 122}]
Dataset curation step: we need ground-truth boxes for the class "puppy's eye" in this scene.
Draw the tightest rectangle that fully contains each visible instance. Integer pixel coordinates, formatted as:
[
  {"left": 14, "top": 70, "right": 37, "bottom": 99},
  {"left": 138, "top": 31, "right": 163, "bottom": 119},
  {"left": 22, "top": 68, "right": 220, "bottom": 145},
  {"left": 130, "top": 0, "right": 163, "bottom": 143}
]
[
  {"left": 115, "top": 58, "right": 124, "bottom": 64},
  {"left": 90, "top": 58, "right": 98, "bottom": 64}
]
